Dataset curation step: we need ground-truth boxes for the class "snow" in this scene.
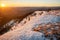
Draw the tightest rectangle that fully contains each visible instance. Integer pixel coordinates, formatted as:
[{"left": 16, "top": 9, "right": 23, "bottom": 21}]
[{"left": 0, "top": 10, "right": 60, "bottom": 40}]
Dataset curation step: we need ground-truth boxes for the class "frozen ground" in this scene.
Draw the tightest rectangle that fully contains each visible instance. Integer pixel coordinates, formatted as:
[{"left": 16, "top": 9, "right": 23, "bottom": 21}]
[{"left": 0, "top": 10, "right": 60, "bottom": 40}]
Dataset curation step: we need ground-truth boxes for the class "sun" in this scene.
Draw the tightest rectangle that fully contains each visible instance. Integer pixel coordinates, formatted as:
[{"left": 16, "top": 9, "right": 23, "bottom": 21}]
[{"left": 0, "top": 3, "right": 6, "bottom": 7}]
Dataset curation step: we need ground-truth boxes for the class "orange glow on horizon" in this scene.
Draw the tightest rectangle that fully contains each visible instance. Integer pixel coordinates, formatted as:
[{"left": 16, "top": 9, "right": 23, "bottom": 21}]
[{"left": 0, "top": 3, "right": 60, "bottom": 7}]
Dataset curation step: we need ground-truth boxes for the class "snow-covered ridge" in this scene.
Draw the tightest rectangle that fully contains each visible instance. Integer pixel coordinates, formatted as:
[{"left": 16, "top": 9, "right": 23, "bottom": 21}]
[
  {"left": 0, "top": 10, "right": 60, "bottom": 40},
  {"left": 10, "top": 10, "right": 60, "bottom": 31}
]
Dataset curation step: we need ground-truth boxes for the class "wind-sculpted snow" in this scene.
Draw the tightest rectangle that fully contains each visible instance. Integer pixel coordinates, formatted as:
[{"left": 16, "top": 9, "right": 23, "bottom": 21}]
[{"left": 0, "top": 10, "right": 60, "bottom": 40}]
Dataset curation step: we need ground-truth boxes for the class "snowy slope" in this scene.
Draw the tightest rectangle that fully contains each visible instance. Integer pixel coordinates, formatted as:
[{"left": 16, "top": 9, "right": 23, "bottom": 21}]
[{"left": 0, "top": 10, "right": 60, "bottom": 40}]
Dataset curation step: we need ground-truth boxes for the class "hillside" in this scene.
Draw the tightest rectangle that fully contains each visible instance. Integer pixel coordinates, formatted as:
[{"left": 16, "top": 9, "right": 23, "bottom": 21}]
[
  {"left": 0, "top": 10, "right": 60, "bottom": 40},
  {"left": 0, "top": 7, "right": 60, "bottom": 34}
]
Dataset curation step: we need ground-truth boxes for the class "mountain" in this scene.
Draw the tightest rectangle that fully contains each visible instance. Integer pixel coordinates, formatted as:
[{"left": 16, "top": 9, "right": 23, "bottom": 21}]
[
  {"left": 0, "top": 7, "right": 60, "bottom": 27},
  {"left": 0, "top": 10, "right": 60, "bottom": 40},
  {"left": 0, "top": 7, "right": 60, "bottom": 33}
]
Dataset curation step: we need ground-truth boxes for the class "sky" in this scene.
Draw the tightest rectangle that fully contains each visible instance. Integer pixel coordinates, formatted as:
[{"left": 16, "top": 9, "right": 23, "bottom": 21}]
[{"left": 0, "top": 0, "right": 60, "bottom": 7}]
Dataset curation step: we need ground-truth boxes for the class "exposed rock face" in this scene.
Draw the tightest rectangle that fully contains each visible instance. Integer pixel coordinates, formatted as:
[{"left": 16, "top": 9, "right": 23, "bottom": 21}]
[{"left": 0, "top": 10, "right": 60, "bottom": 40}]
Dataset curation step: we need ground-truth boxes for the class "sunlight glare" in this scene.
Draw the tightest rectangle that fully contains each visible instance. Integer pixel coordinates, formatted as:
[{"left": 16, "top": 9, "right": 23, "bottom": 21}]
[{"left": 0, "top": 3, "right": 6, "bottom": 7}]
